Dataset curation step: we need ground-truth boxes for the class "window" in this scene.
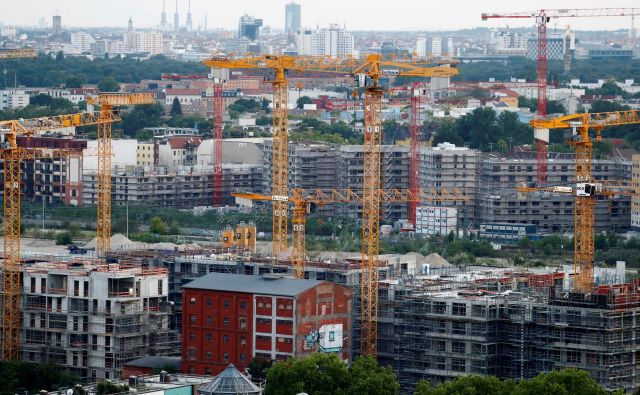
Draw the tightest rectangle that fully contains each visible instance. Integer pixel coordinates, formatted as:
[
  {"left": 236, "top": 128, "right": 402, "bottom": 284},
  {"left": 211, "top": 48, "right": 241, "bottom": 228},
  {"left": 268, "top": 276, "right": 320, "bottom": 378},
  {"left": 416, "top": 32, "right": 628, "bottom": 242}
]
[
  {"left": 223, "top": 352, "right": 229, "bottom": 360},
  {"left": 189, "top": 332, "right": 195, "bottom": 340},
  {"left": 452, "top": 358, "right": 466, "bottom": 372},
  {"left": 206, "top": 316, "right": 212, "bottom": 325},
  {"left": 240, "top": 336, "right": 247, "bottom": 346},
  {"left": 240, "top": 353, "right": 246, "bottom": 361},
  {"left": 239, "top": 317, "right": 248, "bottom": 330},
  {"left": 223, "top": 335, "right": 229, "bottom": 343},
  {"left": 206, "top": 333, "right": 212, "bottom": 342},
  {"left": 452, "top": 341, "right": 465, "bottom": 354},
  {"left": 189, "top": 314, "right": 196, "bottom": 323},
  {"left": 189, "top": 297, "right": 196, "bottom": 304},
  {"left": 207, "top": 298, "right": 213, "bottom": 307},
  {"left": 240, "top": 300, "right": 248, "bottom": 309},
  {"left": 223, "top": 317, "right": 230, "bottom": 326},
  {"left": 206, "top": 351, "right": 212, "bottom": 359},
  {"left": 223, "top": 299, "right": 231, "bottom": 308},
  {"left": 329, "top": 331, "right": 335, "bottom": 341}
]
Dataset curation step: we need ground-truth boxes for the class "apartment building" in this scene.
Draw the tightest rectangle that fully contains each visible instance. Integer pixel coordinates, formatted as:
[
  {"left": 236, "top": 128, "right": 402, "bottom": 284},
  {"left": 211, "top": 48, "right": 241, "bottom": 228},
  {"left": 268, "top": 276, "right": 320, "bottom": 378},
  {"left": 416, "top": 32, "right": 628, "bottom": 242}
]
[
  {"left": 83, "top": 164, "right": 264, "bottom": 207},
  {"left": 419, "top": 143, "right": 477, "bottom": 227},
  {"left": 477, "top": 153, "right": 630, "bottom": 233},
  {"left": 20, "top": 261, "right": 178, "bottom": 381}
]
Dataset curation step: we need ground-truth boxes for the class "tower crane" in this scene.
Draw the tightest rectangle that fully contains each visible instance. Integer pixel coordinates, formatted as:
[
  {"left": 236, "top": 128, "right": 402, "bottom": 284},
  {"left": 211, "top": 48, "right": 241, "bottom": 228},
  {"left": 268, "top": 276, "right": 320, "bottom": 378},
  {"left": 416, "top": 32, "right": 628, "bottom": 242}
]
[
  {"left": 518, "top": 110, "right": 640, "bottom": 292},
  {"left": 482, "top": 8, "right": 640, "bottom": 184},
  {"left": 212, "top": 78, "right": 224, "bottom": 206},
  {"left": 204, "top": 53, "right": 458, "bottom": 356},
  {"left": 87, "top": 93, "right": 155, "bottom": 257},
  {"left": 0, "top": 111, "right": 121, "bottom": 360},
  {"left": 234, "top": 188, "right": 469, "bottom": 279}
]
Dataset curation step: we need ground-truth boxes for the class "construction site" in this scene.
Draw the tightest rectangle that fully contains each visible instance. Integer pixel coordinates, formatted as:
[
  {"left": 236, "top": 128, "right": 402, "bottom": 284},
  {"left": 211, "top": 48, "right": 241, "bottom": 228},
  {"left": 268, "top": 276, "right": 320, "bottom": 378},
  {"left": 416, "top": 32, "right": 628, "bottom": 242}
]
[{"left": 2, "top": 6, "right": 640, "bottom": 394}]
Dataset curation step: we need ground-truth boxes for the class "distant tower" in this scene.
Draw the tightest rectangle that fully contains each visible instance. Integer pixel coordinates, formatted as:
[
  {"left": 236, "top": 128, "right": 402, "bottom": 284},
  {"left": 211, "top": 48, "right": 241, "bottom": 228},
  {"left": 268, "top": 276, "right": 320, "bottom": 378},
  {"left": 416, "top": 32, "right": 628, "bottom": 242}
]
[
  {"left": 128, "top": 17, "right": 134, "bottom": 33},
  {"left": 186, "top": 0, "right": 193, "bottom": 32},
  {"left": 173, "top": 0, "right": 180, "bottom": 32},
  {"left": 52, "top": 15, "right": 62, "bottom": 34},
  {"left": 204, "top": 14, "right": 208, "bottom": 32},
  {"left": 161, "top": 0, "right": 168, "bottom": 31},
  {"left": 285, "top": 2, "right": 301, "bottom": 34}
]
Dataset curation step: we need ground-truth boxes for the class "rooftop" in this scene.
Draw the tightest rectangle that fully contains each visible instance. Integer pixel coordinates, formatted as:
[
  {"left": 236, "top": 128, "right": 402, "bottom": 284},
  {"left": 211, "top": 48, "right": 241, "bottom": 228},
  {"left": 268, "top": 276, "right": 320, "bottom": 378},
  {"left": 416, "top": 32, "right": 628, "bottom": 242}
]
[
  {"left": 183, "top": 273, "right": 324, "bottom": 296},
  {"left": 200, "top": 363, "right": 262, "bottom": 395}
]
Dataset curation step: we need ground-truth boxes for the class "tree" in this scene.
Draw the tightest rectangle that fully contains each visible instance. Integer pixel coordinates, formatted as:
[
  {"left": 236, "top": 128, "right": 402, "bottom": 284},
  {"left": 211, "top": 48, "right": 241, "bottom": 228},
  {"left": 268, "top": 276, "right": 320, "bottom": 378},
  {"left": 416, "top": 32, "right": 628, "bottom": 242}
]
[
  {"left": 55, "top": 50, "right": 64, "bottom": 62},
  {"left": 514, "top": 369, "right": 609, "bottom": 395},
  {"left": 55, "top": 232, "right": 73, "bottom": 245},
  {"left": 170, "top": 97, "right": 183, "bottom": 116},
  {"left": 96, "top": 380, "right": 128, "bottom": 395},
  {"left": 149, "top": 216, "right": 167, "bottom": 234},
  {"left": 247, "top": 357, "right": 272, "bottom": 383},
  {"left": 264, "top": 354, "right": 399, "bottom": 395},
  {"left": 296, "top": 95, "right": 314, "bottom": 109},
  {"left": 98, "top": 77, "right": 119, "bottom": 92},
  {"left": 348, "top": 356, "right": 399, "bottom": 395},
  {"left": 414, "top": 375, "right": 516, "bottom": 395}
]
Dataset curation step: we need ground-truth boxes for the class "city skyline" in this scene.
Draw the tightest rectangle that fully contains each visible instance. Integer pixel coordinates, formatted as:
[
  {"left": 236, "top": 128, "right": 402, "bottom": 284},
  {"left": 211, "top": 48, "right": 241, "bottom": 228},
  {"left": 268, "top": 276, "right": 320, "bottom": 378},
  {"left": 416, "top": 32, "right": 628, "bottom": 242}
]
[{"left": 1, "top": 0, "right": 639, "bottom": 31}]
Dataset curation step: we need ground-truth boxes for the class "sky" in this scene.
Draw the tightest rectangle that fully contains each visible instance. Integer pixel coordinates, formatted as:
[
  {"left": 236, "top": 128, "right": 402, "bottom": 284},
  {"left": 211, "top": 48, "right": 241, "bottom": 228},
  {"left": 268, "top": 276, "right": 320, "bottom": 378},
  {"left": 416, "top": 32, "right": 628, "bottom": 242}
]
[{"left": 1, "top": 0, "right": 639, "bottom": 31}]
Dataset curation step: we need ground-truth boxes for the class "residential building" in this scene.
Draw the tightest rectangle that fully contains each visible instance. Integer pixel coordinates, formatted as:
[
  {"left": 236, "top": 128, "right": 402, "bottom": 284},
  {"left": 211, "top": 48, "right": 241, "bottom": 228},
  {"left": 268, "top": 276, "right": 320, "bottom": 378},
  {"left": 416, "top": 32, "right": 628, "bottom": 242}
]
[
  {"left": 419, "top": 143, "right": 477, "bottom": 227},
  {"left": 71, "top": 32, "right": 96, "bottom": 53},
  {"left": 415, "top": 206, "right": 458, "bottom": 236},
  {"left": 181, "top": 273, "right": 352, "bottom": 375},
  {"left": 376, "top": 265, "right": 640, "bottom": 393},
  {"left": 285, "top": 2, "right": 301, "bottom": 34},
  {"left": 137, "top": 142, "right": 154, "bottom": 167},
  {"left": 83, "top": 164, "right": 264, "bottom": 208},
  {"left": 52, "top": 15, "right": 62, "bottom": 34},
  {"left": 477, "top": 153, "right": 630, "bottom": 233},
  {"left": 20, "top": 260, "right": 178, "bottom": 381},
  {"left": 1, "top": 136, "right": 87, "bottom": 206},
  {"left": 296, "top": 24, "right": 354, "bottom": 58},
  {"left": 238, "top": 15, "right": 263, "bottom": 41},
  {"left": 0, "top": 89, "right": 29, "bottom": 110},
  {"left": 165, "top": 88, "right": 203, "bottom": 112},
  {"left": 156, "top": 135, "right": 202, "bottom": 168},
  {"left": 124, "top": 31, "right": 164, "bottom": 54}
]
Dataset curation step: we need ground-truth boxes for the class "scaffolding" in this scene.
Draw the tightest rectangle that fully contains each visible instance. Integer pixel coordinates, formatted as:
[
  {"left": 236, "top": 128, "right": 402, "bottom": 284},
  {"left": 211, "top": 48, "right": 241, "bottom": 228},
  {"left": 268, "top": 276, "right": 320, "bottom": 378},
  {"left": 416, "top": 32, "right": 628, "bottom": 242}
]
[{"left": 376, "top": 266, "right": 640, "bottom": 394}]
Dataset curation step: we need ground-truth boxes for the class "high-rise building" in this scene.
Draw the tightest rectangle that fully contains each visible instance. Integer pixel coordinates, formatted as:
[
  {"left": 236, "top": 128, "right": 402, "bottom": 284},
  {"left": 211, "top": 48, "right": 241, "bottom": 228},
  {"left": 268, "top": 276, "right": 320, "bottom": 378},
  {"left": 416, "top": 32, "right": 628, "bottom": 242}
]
[
  {"left": 52, "top": 15, "right": 62, "bottom": 34},
  {"left": 71, "top": 32, "right": 96, "bottom": 53},
  {"left": 416, "top": 36, "right": 453, "bottom": 57},
  {"left": 185, "top": 0, "right": 193, "bottom": 32},
  {"left": 285, "top": 2, "right": 301, "bottom": 34},
  {"left": 296, "top": 24, "right": 354, "bottom": 57},
  {"left": 161, "top": 0, "right": 168, "bottom": 31},
  {"left": 127, "top": 17, "right": 133, "bottom": 33},
  {"left": 238, "top": 14, "right": 263, "bottom": 41},
  {"left": 173, "top": 0, "right": 180, "bottom": 32}
]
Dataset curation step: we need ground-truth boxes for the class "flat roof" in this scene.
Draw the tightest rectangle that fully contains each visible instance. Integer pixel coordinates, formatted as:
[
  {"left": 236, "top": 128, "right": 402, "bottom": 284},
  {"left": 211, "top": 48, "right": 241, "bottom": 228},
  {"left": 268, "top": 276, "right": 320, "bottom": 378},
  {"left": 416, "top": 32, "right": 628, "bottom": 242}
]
[{"left": 183, "top": 273, "right": 324, "bottom": 296}]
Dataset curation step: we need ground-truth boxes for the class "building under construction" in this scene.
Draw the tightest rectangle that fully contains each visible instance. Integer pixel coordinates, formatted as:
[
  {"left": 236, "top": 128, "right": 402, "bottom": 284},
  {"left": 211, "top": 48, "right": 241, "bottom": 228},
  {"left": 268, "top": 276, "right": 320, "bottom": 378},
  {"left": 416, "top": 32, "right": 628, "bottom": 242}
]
[
  {"left": 18, "top": 260, "right": 180, "bottom": 381},
  {"left": 375, "top": 265, "right": 640, "bottom": 394}
]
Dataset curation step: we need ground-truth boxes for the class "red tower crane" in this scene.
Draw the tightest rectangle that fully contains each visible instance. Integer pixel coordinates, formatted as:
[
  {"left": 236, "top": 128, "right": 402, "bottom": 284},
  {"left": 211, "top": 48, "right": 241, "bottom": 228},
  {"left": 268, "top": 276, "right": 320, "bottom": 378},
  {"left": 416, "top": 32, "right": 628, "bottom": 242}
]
[
  {"left": 409, "top": 83, "right": 428, "bottom": 227},
  {"left": 482, "top": 8, "right": 640, "bottom": 184},
  {"left": 212, "top": 79, "right": 224, "bottom": 206}
]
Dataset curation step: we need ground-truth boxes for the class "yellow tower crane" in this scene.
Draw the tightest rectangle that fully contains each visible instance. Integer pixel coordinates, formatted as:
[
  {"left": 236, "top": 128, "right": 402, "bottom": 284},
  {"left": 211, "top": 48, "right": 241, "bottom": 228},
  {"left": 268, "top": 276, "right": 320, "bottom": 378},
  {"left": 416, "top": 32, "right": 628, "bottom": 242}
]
[
  {"left": 234, "top": 188, "right": 469, "bottom": 278},
  {"left": 204, "top": 53, "right": 458, "bottom": 357},
  {"left": 87, "top": 93, "right": 155, "bottom": 257},
  {"left": 519, "top": 110, "right": 640, "bottom": 292},
  {"left": 0, "top": 111, "right": 121, "bottom": 360}
]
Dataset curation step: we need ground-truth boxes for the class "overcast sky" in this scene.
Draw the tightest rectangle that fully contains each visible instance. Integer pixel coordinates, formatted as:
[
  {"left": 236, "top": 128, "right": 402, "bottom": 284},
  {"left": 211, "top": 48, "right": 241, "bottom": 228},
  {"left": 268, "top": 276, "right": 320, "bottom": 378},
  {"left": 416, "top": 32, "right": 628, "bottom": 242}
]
[{"left": 1, "top": 0, "right": 639, "bottom": 31}]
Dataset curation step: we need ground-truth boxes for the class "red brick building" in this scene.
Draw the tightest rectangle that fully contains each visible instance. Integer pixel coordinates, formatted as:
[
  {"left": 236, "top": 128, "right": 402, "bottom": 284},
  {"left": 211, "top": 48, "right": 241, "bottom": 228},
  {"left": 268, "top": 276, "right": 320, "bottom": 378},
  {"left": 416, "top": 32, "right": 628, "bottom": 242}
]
[{"left": 181, "top": 273, "right": 352, "bottom": 375}]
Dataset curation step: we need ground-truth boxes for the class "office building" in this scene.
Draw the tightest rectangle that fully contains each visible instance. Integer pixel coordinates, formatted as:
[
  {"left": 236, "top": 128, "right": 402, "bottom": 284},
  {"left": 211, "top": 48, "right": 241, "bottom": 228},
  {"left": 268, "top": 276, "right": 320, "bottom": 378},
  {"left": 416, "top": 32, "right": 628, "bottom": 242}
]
[
  {"left": 415, "top": 206, "right": 458, "bottom": 236},
  {"left": 238, "top": 14, "right": 263, "bottom": 41},
  {"left": 285, "top": 2, "right": 301, "bottom": 34},
  {"left": 52, "top": 15, "right": 62, "bottom": 34},
  {"left": 182, "top": 273, "right": 352, "bottom": 375}
]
